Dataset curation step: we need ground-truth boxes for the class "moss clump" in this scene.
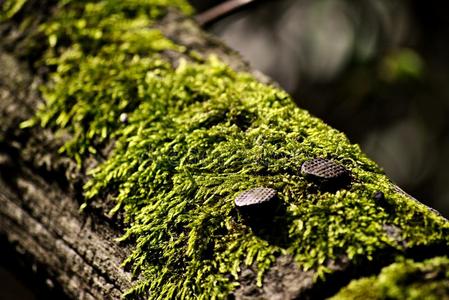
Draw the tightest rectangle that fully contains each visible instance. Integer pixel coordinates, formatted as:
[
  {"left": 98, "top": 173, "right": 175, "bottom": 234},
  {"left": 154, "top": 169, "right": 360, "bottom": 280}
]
[
  {"left": 19, "top": 0, "right": 191, "bottom": 163},
  {"left": 0, "top": 0, "right": 27, "bottom": 21},
  {"left": 16, "top": 0, "right": 449, "bottom": 299},
  {"left": 331, "top": 256, "right": 449, "bottom": 300}
]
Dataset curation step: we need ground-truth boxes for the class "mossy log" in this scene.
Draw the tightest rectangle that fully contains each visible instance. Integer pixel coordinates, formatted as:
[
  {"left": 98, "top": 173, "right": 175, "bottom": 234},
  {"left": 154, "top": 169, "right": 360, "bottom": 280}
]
[{"left": 1, "top": 1, "right": 448, "bottom": 299}]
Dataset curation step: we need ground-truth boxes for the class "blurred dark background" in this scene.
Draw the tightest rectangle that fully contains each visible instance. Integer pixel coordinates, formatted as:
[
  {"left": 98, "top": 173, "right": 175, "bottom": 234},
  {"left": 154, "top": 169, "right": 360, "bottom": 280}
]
[
  {"left": 2, "top": 0, "right": 449, "bottom": 298},
  {"left": 195, "top": 0, "right": 449, "bottom": 217}
]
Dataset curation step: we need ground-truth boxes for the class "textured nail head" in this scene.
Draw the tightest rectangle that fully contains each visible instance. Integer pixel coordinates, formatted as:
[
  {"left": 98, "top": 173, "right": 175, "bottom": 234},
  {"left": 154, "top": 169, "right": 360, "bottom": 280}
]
[
  {"left": 235, "top": 187, "right": 277, "bottom": 208},
  {"left": 301, "top": 158, "right": 351, "bottom": 190},
  {"left": 301, "top": 158, "right": 348, "bottom": 179}
]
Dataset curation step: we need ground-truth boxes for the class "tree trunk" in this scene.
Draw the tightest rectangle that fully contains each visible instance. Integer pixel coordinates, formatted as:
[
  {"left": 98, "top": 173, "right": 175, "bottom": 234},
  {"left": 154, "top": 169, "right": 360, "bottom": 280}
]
[{"left": 1, "top": 1, "right": 448, "bottom": 299}]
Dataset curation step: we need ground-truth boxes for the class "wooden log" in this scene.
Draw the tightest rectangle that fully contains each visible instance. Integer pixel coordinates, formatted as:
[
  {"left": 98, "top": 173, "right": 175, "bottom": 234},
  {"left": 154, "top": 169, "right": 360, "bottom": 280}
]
[{"left": 1, "top": 1, "right": 448, "bottom": 299}]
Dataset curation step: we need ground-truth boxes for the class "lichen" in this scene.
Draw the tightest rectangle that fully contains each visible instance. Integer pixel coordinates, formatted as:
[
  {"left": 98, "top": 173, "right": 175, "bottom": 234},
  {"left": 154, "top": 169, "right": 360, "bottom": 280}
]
[
  {"left": 331, "top": 256, "right": 449, "bottom": 300},
  {"left": 14, "top": 0, "right": 449, "bottom": 299}
]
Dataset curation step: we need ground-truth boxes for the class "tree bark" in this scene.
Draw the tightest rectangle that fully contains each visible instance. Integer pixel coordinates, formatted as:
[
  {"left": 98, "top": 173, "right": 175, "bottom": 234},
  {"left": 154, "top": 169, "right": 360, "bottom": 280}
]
[
  {"left": 0, "top": 49, "right": 134, "bottom": 299},
  {"left": 0, "top": 2, "right": 448, "bottom": 300}
]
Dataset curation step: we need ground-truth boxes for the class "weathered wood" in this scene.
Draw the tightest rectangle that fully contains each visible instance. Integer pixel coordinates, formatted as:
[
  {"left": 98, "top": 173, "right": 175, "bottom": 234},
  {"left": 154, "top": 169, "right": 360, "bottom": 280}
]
[
  {"left": 0, "top": 50, "right": 134, "bottom": 299},
  {"left": 1, "top": 2, "right": 448, "bottom": 299}
]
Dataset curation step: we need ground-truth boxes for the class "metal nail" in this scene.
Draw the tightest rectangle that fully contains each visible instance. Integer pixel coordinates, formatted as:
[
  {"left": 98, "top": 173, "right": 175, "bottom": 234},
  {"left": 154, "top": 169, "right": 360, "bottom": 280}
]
[
  {"left": 235, "top": 187, "right": 277, "bottom": 208},
  {"left": 301, "top": 158, "right": 351, "bottom": 190}
]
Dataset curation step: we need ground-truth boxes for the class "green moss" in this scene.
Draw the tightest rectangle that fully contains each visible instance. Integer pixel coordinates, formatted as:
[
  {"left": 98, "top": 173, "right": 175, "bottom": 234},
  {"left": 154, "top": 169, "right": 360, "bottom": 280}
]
[
  {"left": 331, "top": 256, "right": 449, "bottom": 300},
  {"left": 0, "top": 0, "right": 27, "bottom": 21},
  {"left": 20, "top": 0, "right": 189, "bottom": 164},
  {"left": 18, "top": 0, "right": 449, "bottom": 299}
]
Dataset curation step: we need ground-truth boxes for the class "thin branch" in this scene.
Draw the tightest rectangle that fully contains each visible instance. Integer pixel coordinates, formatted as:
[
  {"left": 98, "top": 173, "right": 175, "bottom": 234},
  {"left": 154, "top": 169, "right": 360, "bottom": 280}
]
[{"left": 195, "top": 0, "right": 257, "bottom": 26}]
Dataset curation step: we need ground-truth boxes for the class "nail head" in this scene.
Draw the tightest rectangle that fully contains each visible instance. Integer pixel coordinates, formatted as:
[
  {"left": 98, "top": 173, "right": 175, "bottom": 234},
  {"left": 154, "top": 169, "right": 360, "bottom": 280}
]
[
  {"left": 301, "top": 158, "right": 349, "bottom": 179},
  {"left": 301, "top": 158, "right": 351, "bottom": 189},
  {"left": 235, "top": 187, "right": 277, "bottom": 208}
]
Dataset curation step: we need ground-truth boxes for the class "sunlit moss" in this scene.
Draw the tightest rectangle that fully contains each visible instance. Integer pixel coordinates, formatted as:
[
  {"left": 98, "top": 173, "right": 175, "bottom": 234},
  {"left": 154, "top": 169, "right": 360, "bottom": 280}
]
[
  {"left": 12, "top": 0, "right": 449, "bottom": 299},
  {"left": 0, "top": 0, "right": 27, "bottom": 20},
  {"left": 331, "top": 256, "right": 449, "bottom": 300}
]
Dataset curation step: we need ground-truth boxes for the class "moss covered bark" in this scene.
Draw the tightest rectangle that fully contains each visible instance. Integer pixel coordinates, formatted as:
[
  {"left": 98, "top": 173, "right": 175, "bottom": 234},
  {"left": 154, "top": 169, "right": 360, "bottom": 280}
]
[
  {"left": 331, "top": 256, "right": 449, "bottom": 300},
  {"left": 2, "top": 0, "right": 449, "bottom": 299}
]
